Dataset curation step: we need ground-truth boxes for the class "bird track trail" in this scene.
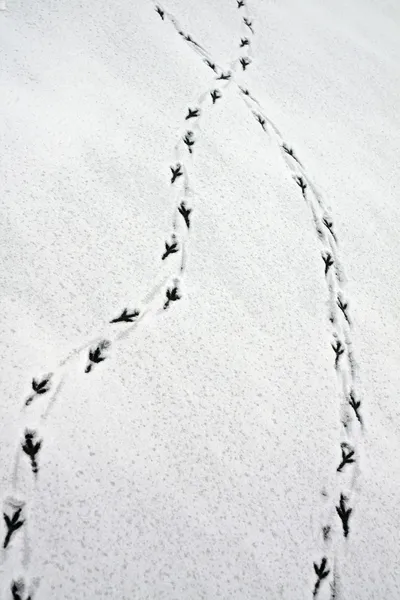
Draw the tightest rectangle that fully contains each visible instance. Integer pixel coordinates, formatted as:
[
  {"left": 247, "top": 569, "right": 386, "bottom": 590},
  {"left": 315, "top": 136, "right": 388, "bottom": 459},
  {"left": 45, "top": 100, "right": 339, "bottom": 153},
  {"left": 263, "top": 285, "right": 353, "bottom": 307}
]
[
  {"left": 151, "top": 5, "right": 365, "bottom": 595},
  {"left": 1, "top": 1, "right": 364, "bottom": 597}
]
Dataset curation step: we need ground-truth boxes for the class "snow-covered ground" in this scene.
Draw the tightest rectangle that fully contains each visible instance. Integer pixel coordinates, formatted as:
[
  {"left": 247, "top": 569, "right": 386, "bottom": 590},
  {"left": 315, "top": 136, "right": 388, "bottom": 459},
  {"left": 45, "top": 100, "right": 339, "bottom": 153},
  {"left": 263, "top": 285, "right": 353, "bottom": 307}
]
[{"left": 1, "top": 0, "right": 399, "bottom": 597}]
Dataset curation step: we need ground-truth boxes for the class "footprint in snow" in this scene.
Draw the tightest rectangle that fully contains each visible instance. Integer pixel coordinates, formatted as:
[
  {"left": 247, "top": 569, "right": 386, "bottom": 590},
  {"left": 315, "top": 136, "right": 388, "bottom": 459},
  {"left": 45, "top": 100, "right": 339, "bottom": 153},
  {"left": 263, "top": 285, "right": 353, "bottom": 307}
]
[
  {"left": 337, "top": 295, "right": 351, "bottom": 325},
  {"left": 183, "top": 131, "right": 195, "bottom": 153},
  {"left": 254, "top": 113, "right": 266, "bottom": 130},
  {"left": 3, "top": 506, "right": 24, "bottom": 549},
  {"left": 331, "top": 339, "right": 345, "bottom": 369},
  {"left": 349, "top": 390, "right": 363, "bottom": 425},
  {"left": 211, "top": 89, "right": 221, "bottom": 104},
  {"left": 26, "top": 374, "right": 52, "bottom": 406},
  {"left": 313, "top": 557, "right": 330, "bottom": 598},
  {"left": 22, "top": 429, "right": 42, "bottom": 475},
  {"left": 283, "top": 144, "right": 303, "bottom": 166},
  {"left": 85, "top": 340, "right": 111, "bottom": 373},
  {"left": 11, "top": 579, "right": 32, "bottom": 600},
  {"left": 336, "top": 494, "right": 352, "bottom": 538},
  {"left": 323, "top": 217, "right": 337, "bottom": 242},
  {"left": 162, "top": 236, "right": 179, "bottom": 260},
  {"left": 164, "top": 284, "right": 181, "bottom": 310},
  {"left": 170, "top": 163, "right": 183, "bottom": 183},
  {"left": 155, "top": 5, "right": 164, "bottom": 19},
  {"left": 322, "top": 252, "right": 334, "bottom": 275},
  {"left": 217, "top": 72, "right": 231, "bottom": 81},
  {"left": 184, "top": 34, "right": 199, "bottom": 46},
  {"left": 337, "top": 443, "right": 355, "bottom": 472},
  {"left": 204, "top": 59, "right": 217, "bottom": 72},
  {"left": 178, "top": 201, "right": 192, "bottom": 229},
  {"left": 185, "top": 107, "right": 200, "bottom": 120},
  {"left": 110, "top": 308, "right": 140, "bottom": 323},
  {"left": 295, "top": 175, "right": 307, "bottom": 197},
  {"left": 243, "top": 18, "right": 254, "bottom": 34}
]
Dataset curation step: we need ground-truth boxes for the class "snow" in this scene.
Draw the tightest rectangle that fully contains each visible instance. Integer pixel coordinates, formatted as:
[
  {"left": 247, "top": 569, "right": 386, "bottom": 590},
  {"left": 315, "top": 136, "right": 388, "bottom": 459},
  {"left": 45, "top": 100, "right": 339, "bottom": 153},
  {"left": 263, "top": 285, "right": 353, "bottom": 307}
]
[{"left": 0, "top": 0, "right": 399, "bottom": 598}]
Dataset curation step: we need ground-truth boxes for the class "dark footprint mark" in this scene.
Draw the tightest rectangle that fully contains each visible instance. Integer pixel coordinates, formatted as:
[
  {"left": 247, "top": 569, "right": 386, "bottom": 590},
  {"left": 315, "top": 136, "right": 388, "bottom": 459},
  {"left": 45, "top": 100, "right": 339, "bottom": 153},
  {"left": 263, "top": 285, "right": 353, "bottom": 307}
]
[
  {"left": 26, "top": 375, "right": 52, "bottom": 406},
  {"left": 237, "top": 0, "right": 245, "bottom": 8},
  {"left": 178, "top": 201, "right": 192, "bottom": 229},
  {"left": 255, "top": 113, "right": 266, "bottom": 130},
  {"left": 183, "top": 131, "right": 195, "bottom": 154},
  {"left": 155, "top": 5, "right": 164, "bottom": 19},
  {"left": 185, "top": 35, "right": 204, "bottom": 49},
  {"left": 164, "top": 285, "right": 181, "bottom": 310},
  {"left": 282, "top": 144, "right": 303, "bottom": 166},
  {"left": 170, "top": 163, "right": 183, "bottom": 184},
  {"left": 316, "top": 225, "right": 325, "bottom": 241},
  {"left": 217, "top": 71, "right": 231, "bottom": 80},
  {"left": 183, "top": 34, "right": 202, "bottom": 48},
  {"left": 336, "top": 494, "right": 352, "bottom": 538},
  {"left": 204, "top": 59, "right": 217, "bottom": 72},
  {"left": 322, "top": 252, "right": 334, "bottom": 276},
  {"left": 337, "top": 295, "right": 351, "bottom": 326},
  {"left": 337, "top": 443, "right": 355, "bottom": 472},
  {"left": 110, "top": 308, "right": 140, "bottom": 323},
  {"left": 211, "top": 89, "right": 222, "bottom": 104},
  {"left": 295, "top": 175, "right": 307, "bottom": 198},
  {"left": 313, "top": 557, "right": 330, "bottom": 598},
  {"left": 322, "top": 217, "right": 337, "bottom": 243},
  {"left": 22, "top": 430, "right": 42, "bottom": 476},
  {"left": 3, "top": 507, "right": 24, "bottom": 549},
  {"left": 243, "top": 17, "right": 254, "bottom": 34},
  {"left": 331, "top": 339, "right": 345, "bottom": 369},
  {"left": 239, "top": 57, "right": 251, "bottom": 70},
  {"left": 85, "top": 340, "right": 110, "bottom": 373},
  {"left": 162, "top": 236, "right": 179, "bottom": 260},
  {"left": 185, "top": 107, "right": 200, "bottom": 120},
  {"left": 11, "top": 579, "right": 32, "bottom": 600},
  {"left": 349, "top": 390, "right": 363, "bottom": 426},
  {"left": 240, "top": 37, "right": 250, "bottom": 47}
]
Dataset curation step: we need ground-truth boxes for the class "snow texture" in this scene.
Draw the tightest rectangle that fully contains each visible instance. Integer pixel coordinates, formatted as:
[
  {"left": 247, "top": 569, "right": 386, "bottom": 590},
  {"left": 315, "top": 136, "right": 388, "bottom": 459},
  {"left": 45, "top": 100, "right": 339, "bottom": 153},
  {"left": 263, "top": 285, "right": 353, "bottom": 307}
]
[{"left": 0, "top": 0, "right": 399, "bottom": 598}]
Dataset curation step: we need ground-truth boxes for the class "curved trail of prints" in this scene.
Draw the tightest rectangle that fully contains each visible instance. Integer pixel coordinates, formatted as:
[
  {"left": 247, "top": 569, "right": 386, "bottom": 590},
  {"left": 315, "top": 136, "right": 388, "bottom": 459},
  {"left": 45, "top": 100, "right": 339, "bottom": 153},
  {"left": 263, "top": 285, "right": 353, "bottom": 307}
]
[{"left": 1, "top": 1, "right": 364, "bottom": 597}]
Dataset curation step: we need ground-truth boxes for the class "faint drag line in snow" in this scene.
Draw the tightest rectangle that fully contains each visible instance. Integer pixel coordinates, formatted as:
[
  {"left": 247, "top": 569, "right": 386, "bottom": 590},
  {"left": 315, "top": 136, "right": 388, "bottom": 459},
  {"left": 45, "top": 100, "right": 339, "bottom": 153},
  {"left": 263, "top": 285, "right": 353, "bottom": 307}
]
[
  {"left": 151, "top": 0, "right": 251, "bottom": 292},
  {"left": 5, "top": 430, "right": 44, "bottom": 580},
  {"left": 225, "top": 1, "right": 363, "bottom": 595},
  {"left": 154, "top": 2, "right": 365, "bottom": 595},
  {"left": 2, "top": 0, "right": 360, "bottom": 596},
  {"left": 3, "top": 3, "right": 243, "bottom": 593},
  {"left": 152, "top": 0, "right": 241, "bottom": 288},
  {"left": 237, "top": 88, "right": 363, "bottom": 596},
  {"left": 3, "top": 20, "right": 209, "bottom": 596},
  {"left": 153, "top": 1, "right": 253, "bottom": 81},
  {"left": 39, "top": 270, "right": 174, "bottom": 419}
]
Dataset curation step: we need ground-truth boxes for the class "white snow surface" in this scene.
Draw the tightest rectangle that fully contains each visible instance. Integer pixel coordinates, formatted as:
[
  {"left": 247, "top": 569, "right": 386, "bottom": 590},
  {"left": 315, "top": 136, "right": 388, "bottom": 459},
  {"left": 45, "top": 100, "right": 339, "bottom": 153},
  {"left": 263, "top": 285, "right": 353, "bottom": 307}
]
[{"left": 0, "top": 0, "right": 399, "bottom": 598}]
